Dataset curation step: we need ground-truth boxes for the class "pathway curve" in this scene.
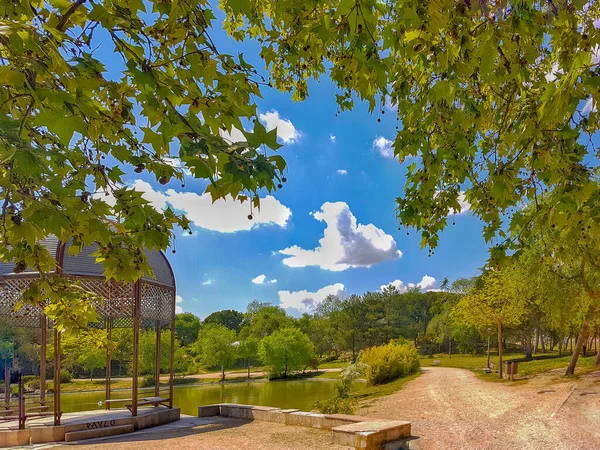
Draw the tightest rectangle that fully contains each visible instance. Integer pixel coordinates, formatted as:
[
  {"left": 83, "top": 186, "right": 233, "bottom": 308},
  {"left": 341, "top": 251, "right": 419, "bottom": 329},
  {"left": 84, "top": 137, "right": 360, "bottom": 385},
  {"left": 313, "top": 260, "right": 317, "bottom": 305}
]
[{"left": 358, "top": 367, "right": 600, "bottom": 450}]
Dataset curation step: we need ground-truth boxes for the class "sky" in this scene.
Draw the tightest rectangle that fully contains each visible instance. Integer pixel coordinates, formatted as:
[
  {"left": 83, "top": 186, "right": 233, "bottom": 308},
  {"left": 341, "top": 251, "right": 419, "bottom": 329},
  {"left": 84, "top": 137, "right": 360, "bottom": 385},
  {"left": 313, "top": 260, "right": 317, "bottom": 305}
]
[{"left": 94, "top": 6, "right": 491, "bottom": 319}]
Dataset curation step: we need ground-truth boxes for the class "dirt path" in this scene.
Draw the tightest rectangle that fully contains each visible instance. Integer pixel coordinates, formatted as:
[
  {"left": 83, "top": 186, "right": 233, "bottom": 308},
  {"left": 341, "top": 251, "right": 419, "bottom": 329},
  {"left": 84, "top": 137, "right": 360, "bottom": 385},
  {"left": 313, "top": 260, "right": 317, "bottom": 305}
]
[
  {"left": 358, "top": 367, "right": 600, "bottom": 450},
  {"left": 73, "top": 368, "right": 342, "bottom": 383}
]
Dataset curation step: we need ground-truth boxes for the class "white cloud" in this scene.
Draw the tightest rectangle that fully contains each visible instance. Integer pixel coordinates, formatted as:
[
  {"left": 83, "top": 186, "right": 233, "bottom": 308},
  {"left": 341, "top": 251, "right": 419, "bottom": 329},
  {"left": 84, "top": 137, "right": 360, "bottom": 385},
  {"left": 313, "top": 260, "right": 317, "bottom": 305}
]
[
  {"left": 545, "top": 62, "right": 562, "bottom": 83},
  {"left": 220, "top": 126, "right": 246, "bottom": 143},
  {"left": 279, "top": 283, "right": 345, "bottom": 313},
  {"left": 164, "top": 157, "right": 191, "bottom": 176},
  {"left": 259, "top": 110, "right": 300, "bottom": 144},
  {"left": 380, "top": 275, "right": 437, "bottom": 293},
  {"left": 454, "top": 192, "right": 471, "bottom": 215},
  {"left": 583, "top": 97, "right": 597, "bottom": 115},
  {"left": 279, "top": 202, "right": 401, "bottom": 271},
  {"left": 175, "top": 294, "right": 184, "bottom": 314},
  {"left": 202, "top": 278, "right": 214, "bottom": 286},
  {"left": 330, "top": 134, "right": 336, "bottom": 143},
  {"left": 130, "top": 179, "right": 291, "bottom": 233},
  {"left": 372, "top": 136, "right": 394, "bottom": 158},
  {"left": 252, "top": 274, "right": 277, "bottom": 284},
  {"left": 337, "top": 169, "right": 348, "bottom": 175}
]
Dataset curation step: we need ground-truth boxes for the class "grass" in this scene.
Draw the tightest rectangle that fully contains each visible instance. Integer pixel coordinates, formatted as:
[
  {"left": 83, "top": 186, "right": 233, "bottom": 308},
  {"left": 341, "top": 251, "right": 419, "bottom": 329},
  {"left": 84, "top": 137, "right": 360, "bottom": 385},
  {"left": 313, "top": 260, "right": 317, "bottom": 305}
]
[
  {"left": 420, "top": 351, "right": 598, "bottom": 381},
  {"left": 318, "top": 360, "right": 351, "bottom": 369},
  {"left": 351, "top": 372, "right": 421, "bottom": 403}
]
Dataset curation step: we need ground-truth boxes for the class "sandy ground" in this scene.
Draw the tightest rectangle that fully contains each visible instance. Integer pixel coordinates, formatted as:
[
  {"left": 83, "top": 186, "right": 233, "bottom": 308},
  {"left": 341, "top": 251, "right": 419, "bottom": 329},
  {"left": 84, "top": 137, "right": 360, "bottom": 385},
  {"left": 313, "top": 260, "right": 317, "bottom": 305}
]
[
  {"left": 50, "top": 415, "right": 348, "bottom": 450},
  {"left": 358, "top": 366, "right": 600, "bottom": 450}
]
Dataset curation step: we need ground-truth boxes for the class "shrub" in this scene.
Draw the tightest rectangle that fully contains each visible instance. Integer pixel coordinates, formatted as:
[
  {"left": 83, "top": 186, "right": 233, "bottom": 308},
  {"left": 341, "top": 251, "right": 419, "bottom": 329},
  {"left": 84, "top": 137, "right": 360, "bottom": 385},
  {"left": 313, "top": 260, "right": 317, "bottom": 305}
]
[
  {"left": 60, "top": 370, "right": 72, "bottom": 383},
  {"left": 140, "top": 375, "right": 155, "bottom": 388},
  {"left": 314, "top": 363, "right": 366, "bottom": 415},
  {"left": 23, "top": 375, "right": 40, "bottom": 390},
  {"left": 360, "top": 341, "right": 420, "bottom": 385}
]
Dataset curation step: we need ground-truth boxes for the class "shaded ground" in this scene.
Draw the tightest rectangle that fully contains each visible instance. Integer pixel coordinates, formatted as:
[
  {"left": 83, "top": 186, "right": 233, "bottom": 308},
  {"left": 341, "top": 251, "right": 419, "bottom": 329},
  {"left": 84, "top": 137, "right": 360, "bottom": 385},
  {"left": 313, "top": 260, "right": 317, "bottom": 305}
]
[
  {"left": 50, "top": 415, "right": 348, "bottom": 450},
  {"left": 358, "top": 366, "right": 600, "bottom": 450}
]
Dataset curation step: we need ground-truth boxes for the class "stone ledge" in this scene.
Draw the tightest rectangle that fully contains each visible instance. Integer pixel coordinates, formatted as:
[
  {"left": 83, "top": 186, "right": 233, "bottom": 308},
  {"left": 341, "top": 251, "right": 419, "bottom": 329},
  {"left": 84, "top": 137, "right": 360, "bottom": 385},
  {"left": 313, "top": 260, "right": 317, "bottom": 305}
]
[{"left": 196, "top": 403, "right": 411, "bottom": 450}]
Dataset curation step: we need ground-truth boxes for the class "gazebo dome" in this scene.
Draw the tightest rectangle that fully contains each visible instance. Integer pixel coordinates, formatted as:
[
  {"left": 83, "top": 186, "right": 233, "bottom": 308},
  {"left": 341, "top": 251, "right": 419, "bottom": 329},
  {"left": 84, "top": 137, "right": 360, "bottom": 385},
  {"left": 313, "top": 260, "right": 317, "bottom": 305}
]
[{"left": 0, "top": 236, "right": 175, "bottom": 288}]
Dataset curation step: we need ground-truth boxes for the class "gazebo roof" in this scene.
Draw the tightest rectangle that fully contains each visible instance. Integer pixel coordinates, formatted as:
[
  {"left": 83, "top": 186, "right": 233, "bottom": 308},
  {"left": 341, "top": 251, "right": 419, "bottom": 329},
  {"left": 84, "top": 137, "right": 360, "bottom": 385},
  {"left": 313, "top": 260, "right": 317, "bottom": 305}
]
[{"left": 0, "top": 236, "right": 175, "bottom": 288}]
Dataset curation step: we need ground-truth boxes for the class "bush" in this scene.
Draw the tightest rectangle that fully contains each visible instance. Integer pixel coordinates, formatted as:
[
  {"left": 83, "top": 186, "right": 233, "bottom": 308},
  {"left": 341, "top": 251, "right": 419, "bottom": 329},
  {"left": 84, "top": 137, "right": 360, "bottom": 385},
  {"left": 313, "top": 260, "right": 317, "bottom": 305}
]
[
  {"left": 313, "top": 396, "right": 354, "bottom": 414},
  {"left": 360, "top": 341, "right": 420, "bottom": 385},
  {"left": 23, "top": 375, "right": 40, "bottom": 390},
  {"left": 60, "top": 370, "right": 72, "bottom": 383},
  {"left": 140, "top": 375, "right": 155, "bottom": 388}
]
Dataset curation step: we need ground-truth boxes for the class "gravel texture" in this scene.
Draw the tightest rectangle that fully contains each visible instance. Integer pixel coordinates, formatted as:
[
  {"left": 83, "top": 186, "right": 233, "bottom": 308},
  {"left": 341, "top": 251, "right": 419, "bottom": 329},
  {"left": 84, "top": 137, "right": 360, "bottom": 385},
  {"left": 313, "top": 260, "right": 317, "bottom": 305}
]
[
  {"left": 52, "top": 416, "right": 349, "bottom": 450},
  {"left": 358, "top": 366, "right": 600, "bottom": 450}
]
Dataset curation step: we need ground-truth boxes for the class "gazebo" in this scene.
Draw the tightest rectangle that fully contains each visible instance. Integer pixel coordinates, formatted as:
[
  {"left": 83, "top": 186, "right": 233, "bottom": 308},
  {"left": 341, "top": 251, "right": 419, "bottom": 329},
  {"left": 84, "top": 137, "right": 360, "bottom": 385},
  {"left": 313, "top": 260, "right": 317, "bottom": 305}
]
[{"left": 0, "top": 236, "right": 176, "bottom": 427}]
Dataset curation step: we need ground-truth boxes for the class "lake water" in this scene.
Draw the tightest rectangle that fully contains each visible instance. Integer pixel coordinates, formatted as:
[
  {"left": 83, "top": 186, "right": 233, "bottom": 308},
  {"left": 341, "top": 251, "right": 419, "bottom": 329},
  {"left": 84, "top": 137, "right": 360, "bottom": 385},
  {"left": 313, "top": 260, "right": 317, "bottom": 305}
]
[{"left": 60, "top": 379, "right": 361, "bottom": 416}]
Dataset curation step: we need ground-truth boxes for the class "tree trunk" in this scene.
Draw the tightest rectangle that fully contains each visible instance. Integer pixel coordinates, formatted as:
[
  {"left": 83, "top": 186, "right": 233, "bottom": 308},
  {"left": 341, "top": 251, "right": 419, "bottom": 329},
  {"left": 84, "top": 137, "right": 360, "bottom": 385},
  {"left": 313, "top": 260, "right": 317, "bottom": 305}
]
[
  {"left": 498, "top": 323, "right": 503, "bottom": 379},
  {"left": 221, "top": 365, "right": 225, "bottom": 382},
  {"left": 558, "top": 335, "right": 562, "bottom": 356},
  {"left": 566, "top": 320, "right": 589, "bottom": 376},
  {"left": 90, "top": 369, "right": 93, "bottom": 382},
  {"left": 534, "top": 329, "right": 539, "bottom": 354},
  {"left": 247, "top": 361, "right": 250, "bottom": 379},
  {"left": 595, "top": 342, "right": 600, "bottom": 366},
  {"left": 449, "top": 338, "right": 452, "bottom": 359},
  {"left": 525, "top": 334, "right": 533, "bottom": 359},
  {"left": 540, "top": 330, "right": 546, "bottom": 353}
]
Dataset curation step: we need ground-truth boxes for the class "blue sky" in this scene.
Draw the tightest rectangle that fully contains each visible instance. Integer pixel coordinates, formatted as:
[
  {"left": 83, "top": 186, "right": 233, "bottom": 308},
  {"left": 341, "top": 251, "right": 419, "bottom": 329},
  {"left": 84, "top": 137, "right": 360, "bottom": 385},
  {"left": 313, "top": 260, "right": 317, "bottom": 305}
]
[{"left": 95, "top": 7, "right": 491, "bottom": 318}]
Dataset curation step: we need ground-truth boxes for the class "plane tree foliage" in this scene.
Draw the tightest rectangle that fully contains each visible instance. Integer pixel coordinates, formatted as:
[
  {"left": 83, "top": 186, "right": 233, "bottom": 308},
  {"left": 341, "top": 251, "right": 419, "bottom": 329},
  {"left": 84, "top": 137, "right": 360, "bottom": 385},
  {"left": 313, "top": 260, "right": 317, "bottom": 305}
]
[{"left": 222, "top": 0, "right": 600, "bottom": 265}]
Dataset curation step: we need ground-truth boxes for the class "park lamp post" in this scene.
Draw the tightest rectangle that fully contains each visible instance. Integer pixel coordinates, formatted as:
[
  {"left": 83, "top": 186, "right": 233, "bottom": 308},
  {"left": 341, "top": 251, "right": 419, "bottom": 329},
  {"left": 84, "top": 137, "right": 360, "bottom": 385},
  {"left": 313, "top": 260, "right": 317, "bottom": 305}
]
[{"left": 487, "top": 327, "right": 492, "bottom": 369}]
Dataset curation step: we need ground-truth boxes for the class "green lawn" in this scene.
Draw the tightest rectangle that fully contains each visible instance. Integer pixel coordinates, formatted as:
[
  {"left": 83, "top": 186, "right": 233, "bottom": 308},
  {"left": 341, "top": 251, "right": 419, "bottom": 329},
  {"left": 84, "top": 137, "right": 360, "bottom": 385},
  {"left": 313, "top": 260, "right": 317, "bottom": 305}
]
[
  {"left": 420, "top": 351, "right": 598, "bottom": 381},
  {"left": 352, "top": 372, "right": 421, "bottom": 402},
  {"left": 318, "top": 360, "right": 351, "bottom": 369}
]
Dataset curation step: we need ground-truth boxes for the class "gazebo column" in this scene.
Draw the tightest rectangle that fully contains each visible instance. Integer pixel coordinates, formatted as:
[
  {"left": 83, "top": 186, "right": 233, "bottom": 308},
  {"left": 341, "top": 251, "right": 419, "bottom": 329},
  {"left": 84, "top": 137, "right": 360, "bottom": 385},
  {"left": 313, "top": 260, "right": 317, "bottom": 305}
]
[
  {"left": 169, "top": 292, "right": 175, "bottom": 408},
  {"left": 53, "top": 328, "right": 61, "bottom": 426},
  {"left": 155, "top": 320, "right": 161, "bottom": 398},
  {"left": 40, "top": 315, "right": 46, "bottom": 406},
  {"left": 131, "top": 280, "right": 141, "bottom": 417},
  {"left": 105, "top": 316, "right": 112, "bottom": 410}
]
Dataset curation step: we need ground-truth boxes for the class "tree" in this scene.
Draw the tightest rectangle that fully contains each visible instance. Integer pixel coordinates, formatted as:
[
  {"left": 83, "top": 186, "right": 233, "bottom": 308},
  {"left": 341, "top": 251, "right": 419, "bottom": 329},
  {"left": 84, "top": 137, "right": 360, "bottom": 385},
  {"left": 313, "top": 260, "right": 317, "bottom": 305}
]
[
  {"left": 197, "top": 324, "right": 237, "bottom": 381},
  {"left": 258, "top": 327, "right": 314, "bottom": 378},
  {"left": 203, "top": 310, "right": 244, "bottom": 333},
  {"left": 239, "top": 302, "right": 295, "bottom": 340},
  {"left": 222, "top": 1, "right": 600, "bottom": 267},
  {"left": 138, "top": 330, "right": 179, "bottom": 375},
  {"left": 237, "top": 338, "right": 259, "bottom": 379},
  {"left": 3, "top": 1, "right": 287, "bottom": 330},
  {"left": 77, "top": 347, "right": 105, "bottom": 381},
  {"left": 175, "top": 313, "right": 201, "bottom": 347},
  {"left": 453, "top": 268, "right": 526, "bottom": 378}
]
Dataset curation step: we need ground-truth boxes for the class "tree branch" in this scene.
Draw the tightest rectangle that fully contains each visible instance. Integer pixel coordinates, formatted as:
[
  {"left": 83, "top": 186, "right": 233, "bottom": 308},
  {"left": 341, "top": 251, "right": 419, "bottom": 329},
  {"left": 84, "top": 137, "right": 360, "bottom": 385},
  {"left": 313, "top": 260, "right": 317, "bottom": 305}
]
[{"left": 56, "top": 0, "right": 86, "bottom": 32}]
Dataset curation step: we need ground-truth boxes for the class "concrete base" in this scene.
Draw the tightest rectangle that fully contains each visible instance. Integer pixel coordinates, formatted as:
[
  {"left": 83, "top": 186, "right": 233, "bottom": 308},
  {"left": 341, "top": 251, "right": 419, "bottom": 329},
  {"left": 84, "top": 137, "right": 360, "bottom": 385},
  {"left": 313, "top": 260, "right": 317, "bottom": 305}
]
[
  {"left": 197, "top": 404, "right": 410, "bottom": 450},
  {"left": 0, "top": 407, "right": 180, "bottom": 447}
]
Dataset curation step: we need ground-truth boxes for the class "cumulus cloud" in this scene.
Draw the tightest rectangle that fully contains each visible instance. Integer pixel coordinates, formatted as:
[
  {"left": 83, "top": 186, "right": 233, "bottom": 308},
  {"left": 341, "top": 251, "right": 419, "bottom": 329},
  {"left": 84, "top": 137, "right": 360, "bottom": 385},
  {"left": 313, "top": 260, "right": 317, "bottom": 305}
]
[
  {"left": 330, "top": 134, "right": 336, "bottom": 143},
  {"left": 372, "top": 136, "right": 394, "bottom": 158},
  {"left": 279, "top": 283, "right": 345, "bottom": 313},
  {"left": 337, "top": 169, "right": 348, "bottom": 175},
  {"left": 130, "top": 180, "right": 291, "bottom": 233},
  {"left": 175, "top": 295, "right": 184, "bottom": 314},
  {"left": 380, "top": 275, "right": 437, "bottom": 293},
  {"left": 279, "top": 202, "right": 401, "bottom": 271},
  {"left": 220, "top": 126, "right": 247, "bottom": 143},
  {"left": 202, "top": 278, "right": 214, "bottom": 286},
  {"left": 259, "top": 110, "right": 300, "bottom": 144},
  {"left": 454, "top": 192, "right": 471, "bottom": 215},
  {"left": 251, "top": 274, "right": 277, "bottom": 285},
  {"left": 583, "top": 97, "right": 597, "bottom": 115}
]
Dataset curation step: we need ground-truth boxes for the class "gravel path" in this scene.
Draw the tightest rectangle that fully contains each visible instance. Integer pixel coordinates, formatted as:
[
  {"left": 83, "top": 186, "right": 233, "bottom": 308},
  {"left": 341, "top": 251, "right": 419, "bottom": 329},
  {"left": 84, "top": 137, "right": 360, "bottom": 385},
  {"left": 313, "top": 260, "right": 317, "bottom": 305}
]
[
  {"left": 358, "top": 367, "right": 600, "bottom": 450},
  {"left": 52, "top": 416, "right": 347, "bottom": 450}
]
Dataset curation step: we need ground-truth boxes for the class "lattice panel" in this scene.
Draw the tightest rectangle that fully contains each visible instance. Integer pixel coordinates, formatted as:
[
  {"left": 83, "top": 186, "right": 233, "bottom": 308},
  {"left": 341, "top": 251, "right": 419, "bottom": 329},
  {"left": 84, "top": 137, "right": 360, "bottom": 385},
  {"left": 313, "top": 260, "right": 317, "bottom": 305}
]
[
  {"left": 0, "top": 278, "right": 45, "bottom": 328},
  {"left": 141, "top": 282, "right": 174, "bottom": 326},
  {"left": 0, "top": 276, "right": 174, "bottom": 329}
]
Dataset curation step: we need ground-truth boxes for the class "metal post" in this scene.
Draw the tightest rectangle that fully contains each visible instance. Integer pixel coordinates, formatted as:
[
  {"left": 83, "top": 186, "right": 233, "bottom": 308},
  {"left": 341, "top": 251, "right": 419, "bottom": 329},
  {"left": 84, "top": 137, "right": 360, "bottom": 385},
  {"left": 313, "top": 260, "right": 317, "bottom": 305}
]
[
  {"left": 53, "top": 329, "right": 61, "bottom": 426},
  {"left": 40, "top": 315, "right": 46, "bottom": 405},
  {"left": 105, "top": 317, "right": 112, "bottom": 410},
  {"left": 169, "top": 293, "right": 175, "bottom": 408},
  {"left": 4, "top": 365, "right": 10, "bottom": 411},
  {"left": 18, "top": 369, "right": 24, "bottom": 430},
  {"left": 486, "top": 327, "right": 492, "bottom": 369},
  {"left": 132, "top": 280, "right": 141, "bottom": 417},
  {"left": 155, "top": 320, "right": 161, "bottom": 398}
]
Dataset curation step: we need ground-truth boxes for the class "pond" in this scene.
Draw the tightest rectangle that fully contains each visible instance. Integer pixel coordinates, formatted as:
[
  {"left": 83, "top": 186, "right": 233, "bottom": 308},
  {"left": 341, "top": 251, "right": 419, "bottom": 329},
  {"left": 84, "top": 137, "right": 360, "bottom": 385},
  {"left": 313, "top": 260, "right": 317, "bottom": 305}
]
[{"left": 59, "top": 379, "right": 363, "bottom": 416}]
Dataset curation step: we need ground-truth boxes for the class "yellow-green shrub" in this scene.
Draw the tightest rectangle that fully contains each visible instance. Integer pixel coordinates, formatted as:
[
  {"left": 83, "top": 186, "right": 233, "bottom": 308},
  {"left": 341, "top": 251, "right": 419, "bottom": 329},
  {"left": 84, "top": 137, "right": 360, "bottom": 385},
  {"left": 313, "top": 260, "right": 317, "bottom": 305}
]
[{"left": 360, "top": 341, "right": 420, "bottom": 385}]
